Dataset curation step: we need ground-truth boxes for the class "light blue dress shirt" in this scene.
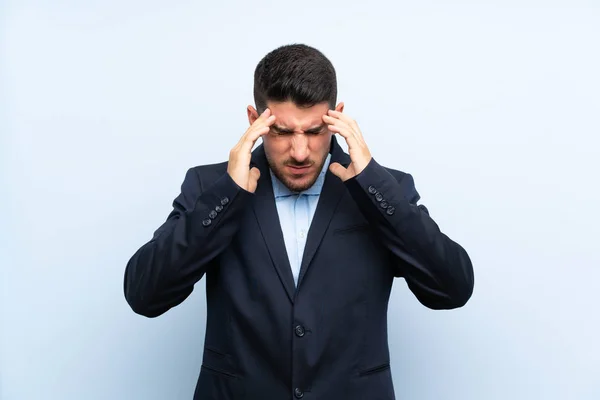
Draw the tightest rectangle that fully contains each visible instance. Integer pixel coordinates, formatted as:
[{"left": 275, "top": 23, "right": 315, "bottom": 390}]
[{"left": 270, "top": 153, "right": 331, "bottom": 286}]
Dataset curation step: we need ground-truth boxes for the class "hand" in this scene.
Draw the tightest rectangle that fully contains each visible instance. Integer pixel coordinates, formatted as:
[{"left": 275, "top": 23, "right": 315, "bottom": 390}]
[
  {"left": 228, "top": 108, "right": 275, "bottom": 192},
  {"left": 323, "top": 110, "right": 372, "bottom": 181}
]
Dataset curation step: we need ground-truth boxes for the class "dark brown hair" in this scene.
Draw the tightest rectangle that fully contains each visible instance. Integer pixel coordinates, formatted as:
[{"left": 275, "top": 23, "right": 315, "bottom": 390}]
[{"left": 253, "top": 44, "right": 337, "bottom": 113}]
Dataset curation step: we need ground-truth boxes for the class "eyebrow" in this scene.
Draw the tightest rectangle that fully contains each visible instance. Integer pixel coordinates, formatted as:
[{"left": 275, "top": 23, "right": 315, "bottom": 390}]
[
  {"left": 271, "top": 123, "right": 326, "bottom": 134},
  {"left": 304, "top": 124, "right": 327, "bottom": 134}
]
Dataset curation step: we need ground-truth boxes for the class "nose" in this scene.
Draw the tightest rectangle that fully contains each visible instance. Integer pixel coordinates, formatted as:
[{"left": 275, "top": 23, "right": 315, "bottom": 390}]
[{"left": 290, "top": 134, "right": 309, "bottom": 163}]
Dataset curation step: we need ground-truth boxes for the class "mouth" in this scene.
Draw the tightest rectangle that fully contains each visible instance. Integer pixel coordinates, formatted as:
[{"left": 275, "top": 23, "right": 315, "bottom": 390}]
[{"left": 286, "top": 165, "right": 312, "bottom": 175}]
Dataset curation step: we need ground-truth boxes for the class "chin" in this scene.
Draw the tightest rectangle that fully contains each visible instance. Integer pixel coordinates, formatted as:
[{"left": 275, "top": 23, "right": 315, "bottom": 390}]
[
  {"left": 282, "top": 173, "right": 319, "bottom": 192},
  {"left": 267, "top": 156, "right": 326, "bottom": 192}
]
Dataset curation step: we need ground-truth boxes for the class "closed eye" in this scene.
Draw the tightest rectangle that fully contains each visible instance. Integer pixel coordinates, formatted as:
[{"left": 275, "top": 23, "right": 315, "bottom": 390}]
[
  {"left": 270, "top": 124, "right": 326, "bottom": 135},
  {"left": 305, "top": 124, "right": 327, "bottom": 135},
  {"left": 270, "top": 126, "right": 294, "bottom": 135}
]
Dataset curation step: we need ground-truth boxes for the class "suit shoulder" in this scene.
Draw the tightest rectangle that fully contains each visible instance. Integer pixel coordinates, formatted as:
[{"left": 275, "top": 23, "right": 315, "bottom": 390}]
[
  {"left": 380, "top": 164, "right": 412, "bottom": 183},
  {"left": 379, "top": 163, "right": 421, "bottom": 204},
  {"left": 179, "top": 161, "right": 229, "bottom": 192},
  {"left": 189, "top": 160, "right": 229, "bottom": 176}
]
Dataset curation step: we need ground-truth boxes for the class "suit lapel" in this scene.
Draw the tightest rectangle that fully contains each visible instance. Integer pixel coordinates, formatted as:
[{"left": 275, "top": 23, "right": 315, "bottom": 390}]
[
  {"left": 250, "top": 145, "right": 296, "bottom": 303},
  {"left": 296, "top": 137, "right": 351, "bottom": 289}
]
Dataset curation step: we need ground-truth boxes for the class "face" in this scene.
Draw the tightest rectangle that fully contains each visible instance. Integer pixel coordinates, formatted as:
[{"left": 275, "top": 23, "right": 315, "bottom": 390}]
[{"left": 248, "top": 100, "right": 344, "bottom": 192}]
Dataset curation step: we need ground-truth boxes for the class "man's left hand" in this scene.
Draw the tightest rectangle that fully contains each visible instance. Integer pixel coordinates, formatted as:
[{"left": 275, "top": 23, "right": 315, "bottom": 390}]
[{"left": 323, "top": 110, "right": 372, "bottom": 181}]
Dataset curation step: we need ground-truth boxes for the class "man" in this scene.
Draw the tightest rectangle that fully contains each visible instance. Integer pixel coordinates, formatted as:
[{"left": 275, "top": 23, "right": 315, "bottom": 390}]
[{"left": 124, "top": 44, "right": 474, "bottom": 400}]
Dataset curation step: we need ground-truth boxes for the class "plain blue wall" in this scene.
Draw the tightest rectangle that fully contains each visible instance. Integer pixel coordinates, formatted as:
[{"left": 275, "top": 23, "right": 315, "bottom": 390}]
[{"left": 2, "top": 1, "right": 599, "bottom": 399}]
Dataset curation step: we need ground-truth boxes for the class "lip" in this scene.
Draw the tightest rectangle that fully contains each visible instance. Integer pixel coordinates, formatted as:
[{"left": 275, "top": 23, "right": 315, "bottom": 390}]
[{"left": 287, "top": 165, "right": 311, "bottom": 175}]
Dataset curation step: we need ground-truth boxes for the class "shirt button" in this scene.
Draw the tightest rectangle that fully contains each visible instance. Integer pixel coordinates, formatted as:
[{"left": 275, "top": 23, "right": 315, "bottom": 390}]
[
  {"left": 294, "top": 325, "right": 305, "bottom": 337},
  {"left": 294, "top": 388, "right": 304, "bottom": 398},
  {"left": 299, "top": 230, "right": 305, "bottom": 239}
]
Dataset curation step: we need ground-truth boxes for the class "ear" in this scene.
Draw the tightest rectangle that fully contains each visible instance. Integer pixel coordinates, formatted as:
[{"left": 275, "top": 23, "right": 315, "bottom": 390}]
[
  {"left": 247, "top": 105, "right": 259, "bottom": 126},
  {"left": 335, "top": 102, "right": 344, "bottom": 113}
]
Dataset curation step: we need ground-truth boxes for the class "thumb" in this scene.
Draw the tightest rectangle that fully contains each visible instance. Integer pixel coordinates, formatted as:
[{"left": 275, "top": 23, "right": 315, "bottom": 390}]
[
  {"left": 329, "top": 162, "right": 348, "bottom": 181},
  {"left": 247, "top": 167, "right": 261, "bottom": 193}
]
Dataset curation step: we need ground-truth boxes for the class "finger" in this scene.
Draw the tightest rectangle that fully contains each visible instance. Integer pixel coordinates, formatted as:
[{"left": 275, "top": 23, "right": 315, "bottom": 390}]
[
  {"left": 322, "top": 114, "right": 357, "bottom": 138},
  {"left": 329, "top": 162, "right": 350, "bottom": 181},
  {"left": 327, "top": 125, "right": 359, "bottom": 148},
  {"left": 322, "top": 114, "right": 351, "bottom": 128},
  {"left": 240, "top": 123, "right": 272, "bottom": 153},
  {"left": 239, "top": 115, "right": 276, "bottom": 149},
  {"left": 247, "top": 114, "right": 276, "bottom": 137},
  {"left": 251, "top": 115, "right": 276, "bottom": 136},
  {"left": 327, "top": 109, "right": 354, "bottom": 125},
  {"left": 323, "top": 117, "right": 361, "bottom": 149},
  {"left": 248, "top": 167, "right": 261, "bottom": 193},
  {"left": 239, "top": 110, "right": 274, "bottom": 143},
  {"left": 327, "top": 110, "right": 363, "bottom": 138},
  {"left": 255, "top": 108, "right": 271, "bottom": 123},
  {"left": 324, "top": 115, "right": 367, "bottom": 150},
  {"left": 253, "top": 110, "right": 274, "bottom": 129}
]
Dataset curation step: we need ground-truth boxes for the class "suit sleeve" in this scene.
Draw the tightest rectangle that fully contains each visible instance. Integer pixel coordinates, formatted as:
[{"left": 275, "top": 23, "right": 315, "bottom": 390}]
[
  {"left": 344, "top": 158, "right": 474, "bottom": 310},
  {"left": 123, "top": 168, "right": 252, "bottom": 317}
]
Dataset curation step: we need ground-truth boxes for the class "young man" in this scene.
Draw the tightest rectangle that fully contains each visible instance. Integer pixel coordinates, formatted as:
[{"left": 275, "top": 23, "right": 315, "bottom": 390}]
[{"left": 124, "top": 44, "right": 474, "bottom": 400}]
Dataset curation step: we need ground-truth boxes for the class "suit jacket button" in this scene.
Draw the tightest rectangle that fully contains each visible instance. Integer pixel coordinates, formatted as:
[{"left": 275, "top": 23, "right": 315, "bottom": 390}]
[
  {"left": 380, "top": 201, "right": 389, "bottom": 209},
  {"left": 375, "top": 192, "right": 383, "bottom": 202},
  {"left": 215, "top": 205, "right": 223, "bottom": 213},
  {"left": 202, "top": 218, "right": 212, "bottom": 226},
  {"left": 368, "top": 185, "right": 377, "bottom": 194},
  {"left": 220, "top": 197, "right": 229, "bottom": 206},
  {"left": 294, "top": 388, "right": 304, "bottom": 398},
  {"left": 386, "top": 207, "right": 395, "bottom": 215},
  {"left": 209, "top": 210, "right": 218, "bottom": 219},
  {"left": 294, "top": 325, "right": 305, "bottom": 337}
]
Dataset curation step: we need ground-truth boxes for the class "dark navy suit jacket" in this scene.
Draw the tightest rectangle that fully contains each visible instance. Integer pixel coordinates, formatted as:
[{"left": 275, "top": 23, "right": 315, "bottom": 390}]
[{"left": 124, "top": 136, "right": 474, "bottom": 400}]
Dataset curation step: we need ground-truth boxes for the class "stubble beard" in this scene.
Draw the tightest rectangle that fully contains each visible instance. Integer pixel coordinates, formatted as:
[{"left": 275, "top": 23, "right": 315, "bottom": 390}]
[{"left": 266, "top": 153, "right": 328, "bottom": 193}]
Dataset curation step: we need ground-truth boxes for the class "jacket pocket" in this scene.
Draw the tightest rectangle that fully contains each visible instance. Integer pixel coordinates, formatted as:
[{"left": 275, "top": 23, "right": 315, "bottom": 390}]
[
  {"left": 358, "top": 362, "right": 390, "bottom": 377},
  {"left": 204, "top": 346, "right": 227, "bottom": 359},
  {"left": 202, "top": 345, "right": 238, "bottom": 377},
  {"left": 195, "top": 347, "right": 245, "bottom": 399},
  {"left": 196, "top": 365, "right": 245, "bottom": 400},
  {"left": 333, "top": 223, "right": 370, "bottom": 235},
  {"left": 201, "top": 364, "right": 238, "bottom": 379}
]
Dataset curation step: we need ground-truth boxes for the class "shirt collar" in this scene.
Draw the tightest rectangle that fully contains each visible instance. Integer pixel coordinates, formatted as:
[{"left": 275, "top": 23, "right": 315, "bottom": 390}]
[{"left": 270, "top": 153, "right": 331, "bottom": 198}]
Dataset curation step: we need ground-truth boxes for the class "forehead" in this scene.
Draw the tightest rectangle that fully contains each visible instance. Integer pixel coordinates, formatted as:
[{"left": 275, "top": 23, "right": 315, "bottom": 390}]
[{"left": 267, "top": 101, "right": 329, "bottom": 129}]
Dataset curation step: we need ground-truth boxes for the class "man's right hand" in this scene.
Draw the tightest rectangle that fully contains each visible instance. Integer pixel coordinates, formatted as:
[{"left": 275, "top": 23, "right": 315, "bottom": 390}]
[{"left": 227, "top": 108, "right": 275, "bottom": 193}]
